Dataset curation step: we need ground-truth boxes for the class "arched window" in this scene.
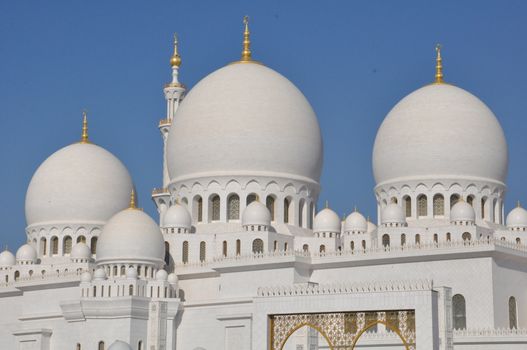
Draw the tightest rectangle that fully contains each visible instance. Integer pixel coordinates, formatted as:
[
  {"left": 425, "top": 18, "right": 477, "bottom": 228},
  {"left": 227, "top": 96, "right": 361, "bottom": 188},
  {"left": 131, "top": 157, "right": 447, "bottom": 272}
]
[
  {"left": 266, "top": 196, "right": 275, "bottom": 221},
  {"left": 462, "top": 232, "right": 471, "bottom": 241},
  {"left": 97, "top": 341, "right": 105, "bottom": 350},
  {"left": 350, "top": 241, "right": 355, "bottom": 251},
  {"left": 222, "top": 241, "right": 228, "bottom": 257},
  {"left": 14, "top": 271, "right": 20, "bottom": 281},
  {"left": 433, "top": 194, "right": 444, "bottom": 216},
  {"left": 51, "top": 236, "right": 59, "bottom": 255},
  {"left": 361, "top": 240, "right": 366, "bottom": 250},
  {"left": 138, "top": 341, "right": 143, "bottom": 350},
  {"left": 193, "top": 196, "right": 203, "bottom": 222},
  {"left": 516, "top": 237, "right": 521, "bottom": 244},
  {"left": 227, "top": 194, "right": 240, "bottom": 221},
  {"left": 391, "top": 197, "right": 398, "bottom": 204},
  {"left": 452, "top": 294, "right": 466, "bottom": 329},
  {"left": 467, "top": 195, "right": 474, "bottom": 207},
  {"left": 319, "top": 245, "right": 326, "bottom": 253},
  {"left": 236, "top": 239, "right": 241, "bottom": 255},
  {"left": 120, "top": 265, "right": 126, "bottom": 275},
  {"left": 182, "top": 241, "right": 189, "bottom": 263},
  {"left": 273, "top": 240, "right": 277, "bottom": 251},
  {"left": 382, "top": 234, "right": 390, "bottom": 247},
  {"left": 417, "top": 195, "right": 427, "bottom": 217},
  {"left": 509, "top": 296, "right": 518, "bottom": 329},
  {"left": 481, "top": 197, "right": 487, "bottom": 219},
  {"left": 199, "top": 241, "right": 206, "bottom": 262},
  {"left": 210, "top": 195, "right": 220, "bottom": 221},
  {"left": 284, "top": 198, "right": 292, "bottom": 224},
  {"left": 415, "top": 234, "right": 421, "bottom": 245},
  {"left": 252, "top": 239, "right": 264, "bottom": 254},
  {"left": 90, "top": 237, "right": 98, "bottom": 254},
  {"left": 433, "top": 233, "right": 438, "bottom": 243},
  {"left": 40, "top": 238, "right": 47, "bottom": 256},
  {"left": 446, "top": 232, "right": 451, "bottom": 241},
  {"left": 302, "top": 244, "right": 309, "bottom": 252},
  {"left": 284, "top": 242, "right": 289, "bottom": 251},
  {"left": 401, "top": 234, "right": 406, "bottom": 246},
  {"left": 164, "top": 241, "right": 170, "bottom": 267},
  {"left": 450, "top": 194, "right": 460, "bottom": 209},
  {"left": 404, "top": 196, "right": 411, "bottom": 218},
  {"left": 76, "top": 343, "right": 81, "bottom": 350},
  {"left": 129, "top": 285, "right": 133, "bottom": 296},
  {"left": 77, "top": 235, "right": 86, "bottom": 243},
  {"left": 246, "top": 194, "right": 258, "bottom": 205}
]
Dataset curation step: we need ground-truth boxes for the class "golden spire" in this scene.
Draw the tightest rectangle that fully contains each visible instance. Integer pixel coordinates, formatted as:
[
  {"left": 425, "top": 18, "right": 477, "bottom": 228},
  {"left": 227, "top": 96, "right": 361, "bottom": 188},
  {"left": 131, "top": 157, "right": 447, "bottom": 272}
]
[
  {"left": 354, "top": 205, "right": 358, "bottom": 212},
  {"left": 80, "top": 110, "right": 90, "bottom": 144},
  {"left": 325, "top": 200, "right": 329, "bottom": 209},
  {"left": 517, "top": 200, "right": 521, "bottom": 208},
  {"left": 435, "top": 44, "right": 444, "bottom": 84},
  {"left": 240, "top": 16, "right": 252, "bottom": 62},
  {"left": 129, "top": 189, "right": 137, "bottom": 209},
  {"left": 170, "top": 33, "right": 182, "bottom": 67}
]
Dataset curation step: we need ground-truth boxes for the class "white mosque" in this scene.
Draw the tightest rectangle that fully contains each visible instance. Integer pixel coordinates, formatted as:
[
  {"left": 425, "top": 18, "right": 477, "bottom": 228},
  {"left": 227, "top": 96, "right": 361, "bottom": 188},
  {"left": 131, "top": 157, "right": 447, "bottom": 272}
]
[{"left": 1, "top": 17, "right": 527, "bottom": 350}]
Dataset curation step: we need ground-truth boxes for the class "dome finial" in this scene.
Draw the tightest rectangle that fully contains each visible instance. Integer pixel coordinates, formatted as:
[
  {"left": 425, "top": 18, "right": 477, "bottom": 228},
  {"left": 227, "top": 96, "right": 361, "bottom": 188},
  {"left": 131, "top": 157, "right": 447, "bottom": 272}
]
[
  {"left": 325, "top": 200, "right": 329, "bottom": 209},
  {"left": 170, "top": 33, "right": 182, "bottom": 68},
  {"left": 517, "top": 200, "right": 521, "bottom": 208},
  {"left": 81, "top": 110, "right": 90, "bottom": 144},
  {"left": 435, "top": 44, "right": 444, "bottom": 84},
  {"left": 354, "top": 205, "right": 358, "bottom": 212},
  {"left": 129, "top": 189, "right": 137, "bottom": 209},
  {"left": 241, "top": 16, "right": 252, "bottom": 61}
]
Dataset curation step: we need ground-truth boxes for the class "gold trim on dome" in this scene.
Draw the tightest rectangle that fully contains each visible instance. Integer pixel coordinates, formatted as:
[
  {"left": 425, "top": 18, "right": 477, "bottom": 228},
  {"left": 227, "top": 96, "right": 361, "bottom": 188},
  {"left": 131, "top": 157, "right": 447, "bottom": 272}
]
[
  {"left": 79, "top": 110, "right": 92, "bottom": 144},
  {"left": 434, "top": 43, "right": 444, "bottom": 84}
]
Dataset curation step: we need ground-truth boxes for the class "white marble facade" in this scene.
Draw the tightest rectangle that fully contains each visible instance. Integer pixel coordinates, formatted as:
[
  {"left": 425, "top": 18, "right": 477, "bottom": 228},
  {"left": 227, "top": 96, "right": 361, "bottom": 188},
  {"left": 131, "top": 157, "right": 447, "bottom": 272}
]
[{"left": 1, "top": 23, "right": 527, "bottom": 350}]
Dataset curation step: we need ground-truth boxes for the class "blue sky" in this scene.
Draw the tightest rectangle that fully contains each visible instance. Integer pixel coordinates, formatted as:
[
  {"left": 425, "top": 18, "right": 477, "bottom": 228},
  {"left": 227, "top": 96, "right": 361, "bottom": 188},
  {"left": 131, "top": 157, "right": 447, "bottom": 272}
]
[{"left": 1, "top": 0, "right": 526, "bottom": 250}]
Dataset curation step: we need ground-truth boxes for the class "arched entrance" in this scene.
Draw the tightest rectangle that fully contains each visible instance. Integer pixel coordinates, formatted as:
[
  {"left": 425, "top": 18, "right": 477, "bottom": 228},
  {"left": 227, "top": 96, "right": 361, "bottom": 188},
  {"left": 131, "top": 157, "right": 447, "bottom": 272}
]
[
  {"left": 279, "top": 323, "right": 334, "bottom": 350},
  {"left": 270, "top": 310, "right": 415, "bottom": 350}
]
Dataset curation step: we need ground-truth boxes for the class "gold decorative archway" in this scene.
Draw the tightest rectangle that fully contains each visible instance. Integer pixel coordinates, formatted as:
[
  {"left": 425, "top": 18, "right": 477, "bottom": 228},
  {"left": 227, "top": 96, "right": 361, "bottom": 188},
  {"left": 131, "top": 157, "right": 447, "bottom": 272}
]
[{"left": 270, "top": 310, "right": 415, "bottom": 350}]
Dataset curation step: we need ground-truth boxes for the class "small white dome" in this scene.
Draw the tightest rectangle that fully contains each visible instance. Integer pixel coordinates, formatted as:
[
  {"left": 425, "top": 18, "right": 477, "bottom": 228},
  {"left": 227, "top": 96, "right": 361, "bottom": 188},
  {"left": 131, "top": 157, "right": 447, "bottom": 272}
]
[
  {"left": 506, "top": 204, "right": 527, "bottom": 228},
  {"left": 0, "top": 250, "right": 16, "bottom": 266},
  {"left": 126, "top": 267, "right": 138, "bottom": 279},
  {"left": 313, "top": 207, "right": 341, "bottom": 233},
  {"left": 344, "top": 211, "right": 367, "bottom": 232},
  {"left": 163, "top": 203, "right": 192, "bottom": 229},
  {"left": 97, "top": 208, "right": 165, "bottom": 267},
  {"left": 242, "top": 201, "right": 271, "bottom": 226},
  {"left": 93, "top": 267, "right": 106, "bottom": 280},
  {"left": 156, "top": 269, "right": 168, "bottom": 281},
  {"left": 450, "top": 200, "right": 475, "bottom": 222},
  {"left": 71, "top": 242, "right": 91, "bottom": 259},
  {"left": 167, "top": 62, "right": 323, "bottom": 184},
  {"left": 167, "top": 273, "right": 178, "bottom": 284},
  {"left": 16, "top": 244, "right": 37, "bottom": 263},
  {"left": 108, "top": 341, "right": 132, "bottom": 350},
  {"left": 381, "top": 204, "right": 406, "bottom": 225},
  {"left": 373, "top": 84, "right": 508, "bottom": 186},
  {"left": 80, "top": 271, "right": 92, "bottom": 283},
  {"left": 367, "top": 219, "right": 377, "bottom": 233},
  {"left": 25, "top": 143, "right": 133, "bottom": 227}
]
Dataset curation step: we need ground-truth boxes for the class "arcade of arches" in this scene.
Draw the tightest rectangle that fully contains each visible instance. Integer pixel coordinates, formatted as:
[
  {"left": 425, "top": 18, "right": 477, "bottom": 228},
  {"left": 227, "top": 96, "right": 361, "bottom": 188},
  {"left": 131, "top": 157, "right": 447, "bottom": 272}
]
[{"left": 271, "top": 310, "right": 415, "bottom": 350}]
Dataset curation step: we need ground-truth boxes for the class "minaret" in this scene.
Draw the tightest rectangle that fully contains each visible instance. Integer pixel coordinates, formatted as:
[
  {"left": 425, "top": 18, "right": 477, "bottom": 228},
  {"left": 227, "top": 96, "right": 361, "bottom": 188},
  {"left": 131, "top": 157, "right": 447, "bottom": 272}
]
[
  {"left": 160, "top": 33, "right": 186, "bottom": 187},
  {"left": 153, "top": 34, "right": 186, "bottom": 222}
]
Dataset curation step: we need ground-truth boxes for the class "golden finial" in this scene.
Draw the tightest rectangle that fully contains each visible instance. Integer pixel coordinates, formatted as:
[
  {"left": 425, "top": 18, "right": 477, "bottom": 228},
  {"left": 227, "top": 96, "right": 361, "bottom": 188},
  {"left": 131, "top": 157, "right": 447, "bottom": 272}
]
[
  {"left": 435, "top": 44, "right": 444, "bottom": 84},
  {"left": 325, "top": 200, "right": 329, "bottom": 209},
  {"left": 517, "top": 200, "right": 521, "bottom": 208},
  {"left": 80, "top": 110, "right": 90, "bottom": 144},
  {"left": 170, "top": 33, "right": 182, "bottom": 67},
  {"left": 240, "top": 16, "right": 252, "bottom": 62},
  {"left": 129, "top": 189, "right": 137, "bottom": 209},
  {"left": 354, "top": 205, "right": 358, "bottom": 212},
  {"left": 367, "top": 216, "right": 371, "bottom": 222}
]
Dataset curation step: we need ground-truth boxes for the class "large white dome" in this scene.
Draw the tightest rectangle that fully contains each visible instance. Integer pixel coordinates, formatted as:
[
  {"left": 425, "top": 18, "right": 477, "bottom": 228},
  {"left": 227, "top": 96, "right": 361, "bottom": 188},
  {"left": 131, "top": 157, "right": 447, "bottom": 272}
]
[
  {"left": 167, "top": 62, "right": 323, "bottom": 184},
  {"left": 25, "top": 143, "right": 133, "bottom": 226},
  {"left": 372, "top": 83, "right": 508, "bottom": 186},
  {"left": 96, "top": 208, "right": 165, "bottom": 266}
]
